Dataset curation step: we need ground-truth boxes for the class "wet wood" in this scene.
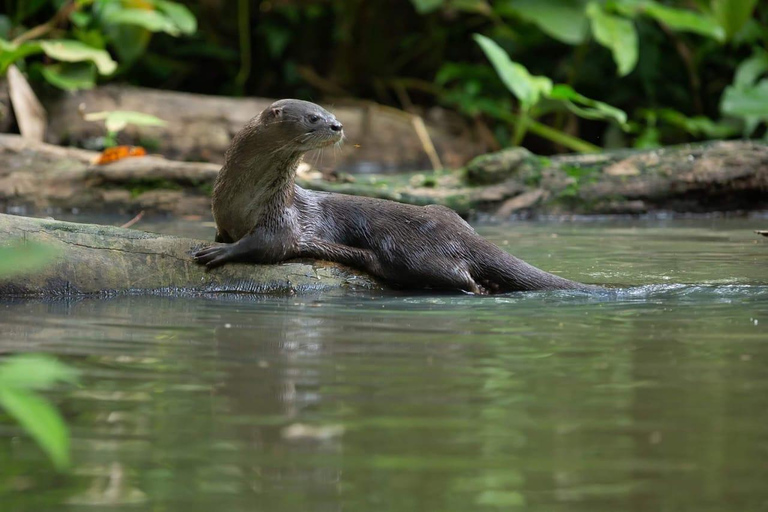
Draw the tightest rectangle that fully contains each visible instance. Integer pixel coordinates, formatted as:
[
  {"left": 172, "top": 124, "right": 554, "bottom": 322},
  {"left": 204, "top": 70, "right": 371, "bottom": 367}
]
[
  {"left": 0, "top": 214, "right": 381, "bottom": 297},
  {"left": 1, "top": 134, "right": 766, "bottom": 218}
]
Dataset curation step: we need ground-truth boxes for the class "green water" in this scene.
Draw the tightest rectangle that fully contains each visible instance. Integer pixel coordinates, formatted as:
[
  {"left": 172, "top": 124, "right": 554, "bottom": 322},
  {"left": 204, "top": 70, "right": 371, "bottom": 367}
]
[{"left": 1, "top": 217, "right": 767, "bottom": 512}]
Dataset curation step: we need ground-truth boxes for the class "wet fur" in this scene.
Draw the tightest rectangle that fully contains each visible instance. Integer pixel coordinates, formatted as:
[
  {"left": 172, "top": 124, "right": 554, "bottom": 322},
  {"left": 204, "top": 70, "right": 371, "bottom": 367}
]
[{"left": 196, "top": 99, "right": 589, "bottom": 293}]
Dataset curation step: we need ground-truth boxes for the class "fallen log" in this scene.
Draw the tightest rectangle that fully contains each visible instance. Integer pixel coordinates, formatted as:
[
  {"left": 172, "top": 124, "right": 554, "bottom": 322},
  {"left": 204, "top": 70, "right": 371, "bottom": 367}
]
[
  {"left": 0, "top": 214, "right": 381, "bottom": 297},
  {"left": 42, "top": 85, "right": 481, "bottom": 171},
  {"left": 1, "top": 135, "right": 766, "bottom": 218}
]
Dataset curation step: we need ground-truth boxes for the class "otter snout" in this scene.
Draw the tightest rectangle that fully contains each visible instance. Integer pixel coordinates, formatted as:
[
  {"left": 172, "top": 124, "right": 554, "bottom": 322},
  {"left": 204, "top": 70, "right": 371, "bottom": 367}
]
[{"left": 330, "top": 121, "right": 343, "bottom": 132}]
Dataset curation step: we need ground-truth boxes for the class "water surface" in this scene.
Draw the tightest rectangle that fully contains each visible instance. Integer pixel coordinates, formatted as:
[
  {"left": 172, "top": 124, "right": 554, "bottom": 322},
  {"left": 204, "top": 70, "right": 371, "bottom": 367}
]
[{"left": 1, "top": 216, "right": 766, "bottom": 512}]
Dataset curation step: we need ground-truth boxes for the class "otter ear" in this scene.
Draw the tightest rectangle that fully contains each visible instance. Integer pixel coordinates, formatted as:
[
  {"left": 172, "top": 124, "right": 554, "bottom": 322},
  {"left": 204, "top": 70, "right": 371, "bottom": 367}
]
[{"left": 269, "top": 107, "right": 283, "bottom": 119}]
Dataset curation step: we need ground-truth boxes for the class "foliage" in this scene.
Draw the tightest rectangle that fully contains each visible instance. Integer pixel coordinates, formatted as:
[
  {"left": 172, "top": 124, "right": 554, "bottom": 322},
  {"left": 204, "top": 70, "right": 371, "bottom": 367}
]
[
  {"left": 474, "top": 34, "right": 626, "bottom": 151},
  {"left": 0, "top": 355, "right": 79, "bottom": 470},
  {"left": 0, "top": 0, "right": 196, "bottom": 90},
  {"left": 408, "top": 0, "right": 765, "bottom": 150},
  {"left": 84, "top": 109, "right": 166, "bottom": 146},
  {"left": 1, "top": 0, "right": 765, "bottom": 152},
  {"left": 0, "top": 242, "right": 78, "bottom": 471}
]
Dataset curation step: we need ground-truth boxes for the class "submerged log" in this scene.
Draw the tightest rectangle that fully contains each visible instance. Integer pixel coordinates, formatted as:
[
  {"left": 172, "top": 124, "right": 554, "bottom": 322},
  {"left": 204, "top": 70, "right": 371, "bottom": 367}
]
[{"left": 0, "top": 214, "right": 381, "bottom": 297}]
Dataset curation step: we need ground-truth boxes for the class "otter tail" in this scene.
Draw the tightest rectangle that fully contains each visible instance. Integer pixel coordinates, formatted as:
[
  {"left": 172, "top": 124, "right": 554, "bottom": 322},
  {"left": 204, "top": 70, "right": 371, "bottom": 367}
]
[{"left": 470, "top": 242, "right": 591, "bottom": 293}]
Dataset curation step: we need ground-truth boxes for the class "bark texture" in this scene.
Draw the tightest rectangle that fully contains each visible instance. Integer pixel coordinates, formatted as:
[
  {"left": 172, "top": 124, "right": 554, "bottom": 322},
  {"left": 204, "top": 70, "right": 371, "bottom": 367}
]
[
  {"left": 0, "top": 214, "right": 381, "bottom": 297},
  {"left": 1, "top": 134, "right": 766, "bottom": 218}
]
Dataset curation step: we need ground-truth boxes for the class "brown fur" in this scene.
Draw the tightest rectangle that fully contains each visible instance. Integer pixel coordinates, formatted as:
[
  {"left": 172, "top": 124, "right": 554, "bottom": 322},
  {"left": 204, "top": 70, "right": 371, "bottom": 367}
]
[{"left": 195, "top": 99, "right": 592, "bottom": 293}]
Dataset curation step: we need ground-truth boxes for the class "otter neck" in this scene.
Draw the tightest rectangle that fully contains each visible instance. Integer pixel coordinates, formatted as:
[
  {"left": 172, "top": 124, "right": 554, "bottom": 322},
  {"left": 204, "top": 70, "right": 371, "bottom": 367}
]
[{"left": 222, "top": 135, "right": 304, "bottom": 219}]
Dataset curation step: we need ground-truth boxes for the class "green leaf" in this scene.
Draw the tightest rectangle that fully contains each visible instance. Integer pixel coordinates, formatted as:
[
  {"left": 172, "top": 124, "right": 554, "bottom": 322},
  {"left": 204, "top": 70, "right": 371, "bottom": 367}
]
[
  {"left": 103, "top": 8, "right": 179, "bottom": 36},
  {"left": 711, "top": 0, "right": 757, "bottom": 40},
  {"left": 473, "top": 34, "right": 552, "bottom": 110},
  {"left": 733, "top": 47, "right": 768, "bottom": 89},
  {"left": 653, "top": 108, "right": 740, "bottom": 138},
  {"left": 0, "top": 40, "right": 43, "bottom": 74},
  {"left": 410, "top": 0, "right": 446, "bottom": 13},
  {"left": 39, "top": 39, "right": 117, "bottom": 75},
  {"left": 721, "top": 79, "right": 768, "bottom": 135},
  {"left": 500, "top": 0, "right": 590, "bottom": 45},
  {"left": 0, "top": 354, "right": 79, "bottom": 390},
  {"left": 549, "top": 84, "right": 628, "bottom": 127},
  {"left": 643, "top": 1, "right": 725, "bottom": 41},
  {"left": 586, "top": 2, "right": 638, "bottom": 76},
  {"left": 156, "top": 0, "right": 198, "bottom": 34},
  {"left": 69, "top": 10, "right": 92, "bottom": 28},
  {"left": 0, "top": 242, "right": 60, "bottom": 278},
  {"left": 0, "top": 387, "right": 71, "bottom": 470},
  {"left": 40, "top": 62, "right": 96, "bottom": 91},
  {"left": 84, "top": 110, "right": 167, "bottom": 132}
]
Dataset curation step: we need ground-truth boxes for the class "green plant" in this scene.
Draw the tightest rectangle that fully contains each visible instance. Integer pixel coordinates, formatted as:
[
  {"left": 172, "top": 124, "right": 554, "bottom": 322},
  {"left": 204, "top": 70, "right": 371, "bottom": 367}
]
[
  {"left": 0, "top": 0, "right": 196, "bottom": 90},
  {"left": 84, "top": 109, "right": 166, "bottom": 146},
  {"left": 0, "top": 354, "right": 79, "bottom": 470},
  {"left": 721, "top": 46, "right": 768, "bottom": 138},
  {"left": 410, "top": 0, "right": 763, "bottom": 150},
  {"left": 0, "top": 242, "right": 78, "bottom": 471},
  {"left": 474, "top": 34, "right": 627, "bottom": 152}
]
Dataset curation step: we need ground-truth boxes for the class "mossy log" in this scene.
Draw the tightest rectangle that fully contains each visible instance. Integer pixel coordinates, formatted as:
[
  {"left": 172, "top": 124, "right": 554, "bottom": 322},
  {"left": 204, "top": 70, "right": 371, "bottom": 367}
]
[
  {"left": 0, "top": 214, "right": 381, "bottom": 297},
  {"left": 1, "top": 134, "right": 766, "bottom": 218}
]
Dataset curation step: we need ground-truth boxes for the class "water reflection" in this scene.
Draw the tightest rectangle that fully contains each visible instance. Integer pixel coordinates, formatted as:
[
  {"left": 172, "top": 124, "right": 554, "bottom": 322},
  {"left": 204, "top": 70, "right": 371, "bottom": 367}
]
[{"left": 0, "top": 218, "right": 766, "bottom": 512}]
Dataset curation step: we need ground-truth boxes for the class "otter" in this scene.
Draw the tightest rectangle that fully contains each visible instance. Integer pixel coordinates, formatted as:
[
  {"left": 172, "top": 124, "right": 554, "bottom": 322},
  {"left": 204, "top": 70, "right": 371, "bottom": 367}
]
[{"left": 194, "top": 99, "right": 591, "bottom": 293}]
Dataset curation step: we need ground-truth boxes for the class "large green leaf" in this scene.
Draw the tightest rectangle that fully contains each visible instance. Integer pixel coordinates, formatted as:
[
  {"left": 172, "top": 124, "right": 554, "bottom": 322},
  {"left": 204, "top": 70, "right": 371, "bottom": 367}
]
[
  {"left": 102, "top": 8, "right": 180, "bottom": 36},
  {"left": 643, "top": 1, "right": 725, "bottom": 41},
  {"left": 549, "top": 84, "right": 628, "bottom": 127},
  {"left": 84, "top": 110, "right": 167, "bottom": 132},
  {"left": 733, "top": 47, "right": 768, "bottom": 89},
  {"left": 0, "top": 354, "right": 79, "bottom": 391},
  {"left": 587, "top": 2, "right": 638, "bottom": 76},
  {"left": 0, "top": 387, "right": 71, "bottom": 470},
  {"left": 721, "top": 79, "right": 768, "bottom": 135},
  {"left": 499, "top": 0, "right": 590, "bottom": 45},
  {"left": 473, "top": 34, "right": 552, "bottom": 109},
  {"left": 39, "top": 39, "right": 117, "bottom": 75},
  {"left": 156, "top": 0, "right": 198, "bottom": 34},
  {"left": 0, "top": 242, "right": 60, "bottom": 278},
  {"left": 711, "top": 0, "right": 758, "bottom": 39},
  {"left": 40, "top": 62, "right": 96, "bottom": 91}
]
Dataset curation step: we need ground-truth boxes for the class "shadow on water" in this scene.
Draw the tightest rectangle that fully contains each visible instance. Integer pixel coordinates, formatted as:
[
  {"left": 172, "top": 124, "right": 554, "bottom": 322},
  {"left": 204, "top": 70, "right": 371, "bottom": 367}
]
[{"left": 0, "top": 217, "right": 766, "bottom": 511}]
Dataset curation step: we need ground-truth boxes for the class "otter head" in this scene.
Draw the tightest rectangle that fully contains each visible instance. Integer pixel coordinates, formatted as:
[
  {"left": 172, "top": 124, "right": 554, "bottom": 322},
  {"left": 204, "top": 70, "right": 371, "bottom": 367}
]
[{"left": 259, "top": 99, "right": 344, "bottom": 152}]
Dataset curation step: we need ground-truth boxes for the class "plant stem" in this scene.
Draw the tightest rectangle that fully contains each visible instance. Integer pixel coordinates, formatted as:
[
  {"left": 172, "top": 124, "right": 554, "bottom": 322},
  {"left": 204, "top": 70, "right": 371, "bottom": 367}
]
[
  {"left": 526, "top": 119, "right": 600, "bottom": 153},
  {"left": 11, "top": 1, "right": 77, "bottom": 45},
  {"left": 234, "top": 0, "right": 251, "bottom": 95},
  {"left": 512, "top": 111, "right": 529, "bottom": 146}
]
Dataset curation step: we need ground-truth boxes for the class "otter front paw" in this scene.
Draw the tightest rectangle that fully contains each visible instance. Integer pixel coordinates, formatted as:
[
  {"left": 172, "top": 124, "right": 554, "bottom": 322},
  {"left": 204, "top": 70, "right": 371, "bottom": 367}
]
[{"left": 194, "top": 245, "right": 234, "bottom": 269}]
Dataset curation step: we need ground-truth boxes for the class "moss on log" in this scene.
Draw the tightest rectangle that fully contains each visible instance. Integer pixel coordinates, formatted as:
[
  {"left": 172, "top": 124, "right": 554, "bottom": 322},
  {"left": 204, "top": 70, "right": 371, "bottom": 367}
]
[
  {"left": 0, "top": 214, "right": 381, "bottom": 297},
  {"left": 1, "top": 134, "right": 766, "bottom": 218}
]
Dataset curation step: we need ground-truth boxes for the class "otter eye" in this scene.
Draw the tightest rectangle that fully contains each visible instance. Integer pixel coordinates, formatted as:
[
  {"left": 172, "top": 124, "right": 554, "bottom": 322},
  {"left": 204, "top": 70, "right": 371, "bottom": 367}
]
[{"left": 308, "top": 115, "right": 320, "bottom": 123}]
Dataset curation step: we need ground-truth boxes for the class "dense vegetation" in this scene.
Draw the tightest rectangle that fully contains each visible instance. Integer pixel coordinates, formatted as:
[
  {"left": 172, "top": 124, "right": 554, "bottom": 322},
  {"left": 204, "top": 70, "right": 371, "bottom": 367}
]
[{"left": 1, "top": 0, "right": 766, "bottom": 154}]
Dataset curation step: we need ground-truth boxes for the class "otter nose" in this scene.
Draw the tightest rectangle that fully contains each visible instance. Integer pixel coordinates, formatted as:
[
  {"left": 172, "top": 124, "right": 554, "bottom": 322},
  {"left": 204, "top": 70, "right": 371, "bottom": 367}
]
[{"left": 330, "top": 121, "right": 343, "bottom": 132}]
